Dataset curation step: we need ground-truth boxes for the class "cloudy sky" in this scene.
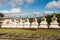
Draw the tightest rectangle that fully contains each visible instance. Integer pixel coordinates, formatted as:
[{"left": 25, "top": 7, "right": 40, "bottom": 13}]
[{"left": 0, "top": 0, "right": 60, "bottom": 18}]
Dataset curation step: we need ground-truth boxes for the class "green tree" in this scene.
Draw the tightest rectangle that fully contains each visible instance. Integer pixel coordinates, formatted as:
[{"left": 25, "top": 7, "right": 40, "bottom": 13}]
[
  {"left": 0, "top": 13, "right": 4, "bottom": 17},
  {"left": 46, "top": 15, "right": 53, "bottom": 24}
]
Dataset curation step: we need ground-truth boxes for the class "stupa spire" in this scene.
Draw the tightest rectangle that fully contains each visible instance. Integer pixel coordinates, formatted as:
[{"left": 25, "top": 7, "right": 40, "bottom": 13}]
[
  {"left": 33, "top": 14, "right": 37, "bottom": 22},
  {"left": 53, "top": 13, "right": 56, "bottom": 18},
  {"left": 26, "top": 15, "right": 28, "bottom": 19},
  {"left": 34, "top": 14, "right": 36, "bottom": 18},
  {"left": 19, "top": 15, "right": 23, "bottom": 22},
  {"left": 42, "top": 13, "right": 46, "bottom": 21},
  {"left": 43, "top": 13, "right": 45, "bottom": 17},
  {"left": 20, "top": 15, "right": 22, "bottom": 19},
  {"left": 26, "top": 15, "right": 29, "bottom": 22}
]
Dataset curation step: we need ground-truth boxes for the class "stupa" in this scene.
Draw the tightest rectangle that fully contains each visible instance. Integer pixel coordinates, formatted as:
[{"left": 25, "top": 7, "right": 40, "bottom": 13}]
[
  {"left": 7, "top": 18, "right": 14, "bottom": 28},
  {"left": 16, "top": 16, "right": 23, "bottom": 28},
  {"left": 31, "top": 14, "right": 38, "bottom": 28},
  {"left": 49, "top": 13, "right": 60, "bottom": 28},
  {"left": 1, "top": 18, "right": 13, "bottom": 28},
  {"left": 11, "top": 17, "right": 17, "bottom": 28},
  {"left": 39, "top": 14, "right": 48, "bottom": 28},
  {"left": 1, "top": 19, "right": 9, "bottom": 28},
  {"left": 23, "top": 15, "right": 30, "bottom": 28}
]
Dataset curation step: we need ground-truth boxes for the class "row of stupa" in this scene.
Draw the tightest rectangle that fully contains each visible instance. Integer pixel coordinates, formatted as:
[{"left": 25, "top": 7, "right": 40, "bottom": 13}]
[{"left": 1, "top": 13, "right": 60, "bottom": 28}]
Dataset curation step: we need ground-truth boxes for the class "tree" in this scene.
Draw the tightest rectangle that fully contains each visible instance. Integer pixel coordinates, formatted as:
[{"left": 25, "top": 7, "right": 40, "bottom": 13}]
[
  {"left": 0, "top": 13, "right": 4, "bottom": 17},
  {"left": 46, "top": 15, "right": 52, "bottom": 24}
]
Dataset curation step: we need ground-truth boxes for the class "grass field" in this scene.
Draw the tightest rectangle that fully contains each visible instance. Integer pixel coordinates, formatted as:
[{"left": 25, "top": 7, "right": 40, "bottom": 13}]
[{"left": 0, "top": 28, "right": 60, "bottom": 35}]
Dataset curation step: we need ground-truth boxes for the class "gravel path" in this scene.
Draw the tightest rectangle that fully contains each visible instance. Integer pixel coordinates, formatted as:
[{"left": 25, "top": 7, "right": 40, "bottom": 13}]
[{"left": 0, "top": 33, "right": 60, "bottom": 40}]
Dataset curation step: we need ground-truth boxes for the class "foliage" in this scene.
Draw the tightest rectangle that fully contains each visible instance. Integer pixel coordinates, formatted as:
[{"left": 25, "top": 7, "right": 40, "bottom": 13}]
[
  {"left": 46, "top": 15, "right": 53, "bottom": 25},
  {"left": 0, "top": 13, "right": 4, "bottom": 17}
]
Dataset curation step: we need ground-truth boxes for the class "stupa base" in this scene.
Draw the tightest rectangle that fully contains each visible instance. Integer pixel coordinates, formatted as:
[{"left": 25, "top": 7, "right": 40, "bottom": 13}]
[
  {"left": 49, "top": 25, "right": 60, "bottom": 28},
  {"left": 23, "top": 26, "right": 30, "bottom": 28},
  {"left": 39, "top": 25, "right": 48, "bottom": 28},
  {"left": 30, "top": 26, "right": 38, "bottom": 28}
]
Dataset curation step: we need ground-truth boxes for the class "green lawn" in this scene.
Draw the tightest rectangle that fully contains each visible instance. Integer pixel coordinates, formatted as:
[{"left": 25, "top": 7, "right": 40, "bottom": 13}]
[{"left": 0, "top": 29, "right": 60, "bottom": 35}]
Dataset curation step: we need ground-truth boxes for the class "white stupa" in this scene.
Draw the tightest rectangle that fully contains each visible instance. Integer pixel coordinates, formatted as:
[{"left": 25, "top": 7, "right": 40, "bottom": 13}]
[
  {"left": 31, "top": 14, "right": 38, "bottom": 28},
  {"left": 8, "top": 19, "right": 14, "bottom": 28},
  {"left": 16, "top": 16, "right": 23, "bottom": 28},
  {"left": 23, "top": 15, "right": 30, "bottom": 28},
  {"left": 49, "top": 13, "right": 60, "bottom": 28},
  {"left": 11, "top": 17, "right": 17, "bottom": 28},
  {"left": 39, "top": 14, "right": 48, "bottom": 28},
  {"left": 1, "top": 19, "right": 9, "bottom": 28},
  {"left": 1, "top": 18, "right": 13, "bottom": 28}
]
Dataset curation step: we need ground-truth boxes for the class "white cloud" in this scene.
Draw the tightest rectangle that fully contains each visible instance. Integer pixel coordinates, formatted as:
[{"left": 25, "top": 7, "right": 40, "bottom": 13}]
[
  {"left": 33, "top": 12, "right": 43, "bottom": 17},
  {"left": 34, "top": 12, "right": 40, "bottom": 14},
  {"left": 0, "top": 0, "right": 35, "bottom": 7},
  {"left": 0, "top": 8, "right": 21, "bottom": 13},
  {"left": 9, "top": 0, "right": 35, "bottom": 7},
  {"left": 25, "top": 0, "right": 34, "bottom": 4},
  {"left": 0, "top": 10, "right": 9, "bottom": 13},
  {"left": 9, "top": 0, "right": 24, "bottom": 7},
  {"left": 0, "top": 8, "right": 21, "bottom": 18},
  {"left": 46, "top": 0, "right": 60, "bottom": 9},
  {"left": 44, "top": 11, "right": 54, "bottom": 15},
  {"left": 11, "top": 8, "right": 21, "bottom": 13}
]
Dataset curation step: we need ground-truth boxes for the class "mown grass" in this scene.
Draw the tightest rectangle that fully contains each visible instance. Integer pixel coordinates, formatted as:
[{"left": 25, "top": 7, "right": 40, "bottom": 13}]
[{"left": 0, "top": 28, "right": 60, "bottom": 35}]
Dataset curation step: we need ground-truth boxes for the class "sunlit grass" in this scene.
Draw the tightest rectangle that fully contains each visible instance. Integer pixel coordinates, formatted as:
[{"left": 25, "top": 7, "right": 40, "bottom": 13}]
[{"left": 0, "top": 29, "right": 60, "bottom": 35}]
